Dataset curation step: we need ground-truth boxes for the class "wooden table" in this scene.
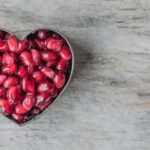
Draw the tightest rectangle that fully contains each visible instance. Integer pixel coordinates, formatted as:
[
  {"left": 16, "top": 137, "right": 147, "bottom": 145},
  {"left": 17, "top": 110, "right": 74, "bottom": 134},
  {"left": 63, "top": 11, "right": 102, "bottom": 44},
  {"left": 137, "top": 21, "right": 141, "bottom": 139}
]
[{"left": 0, "top": 0, "right": 150, "bottom": 150}]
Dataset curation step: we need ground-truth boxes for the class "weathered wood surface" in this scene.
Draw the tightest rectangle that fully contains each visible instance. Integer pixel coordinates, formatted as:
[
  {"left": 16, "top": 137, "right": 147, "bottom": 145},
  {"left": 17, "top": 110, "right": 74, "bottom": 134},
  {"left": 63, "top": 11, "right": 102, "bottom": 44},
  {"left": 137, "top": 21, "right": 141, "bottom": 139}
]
[{"left": 0, "top": 0, "right": 150, "bottom": 150}]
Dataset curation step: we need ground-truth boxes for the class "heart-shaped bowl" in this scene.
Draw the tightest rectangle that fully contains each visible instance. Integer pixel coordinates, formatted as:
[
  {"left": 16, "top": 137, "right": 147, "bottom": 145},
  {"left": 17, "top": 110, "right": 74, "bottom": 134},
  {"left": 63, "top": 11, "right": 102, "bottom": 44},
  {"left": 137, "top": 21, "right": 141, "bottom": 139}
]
[{"left": 0, "top": 28, "right": 74, "bottom": 126}]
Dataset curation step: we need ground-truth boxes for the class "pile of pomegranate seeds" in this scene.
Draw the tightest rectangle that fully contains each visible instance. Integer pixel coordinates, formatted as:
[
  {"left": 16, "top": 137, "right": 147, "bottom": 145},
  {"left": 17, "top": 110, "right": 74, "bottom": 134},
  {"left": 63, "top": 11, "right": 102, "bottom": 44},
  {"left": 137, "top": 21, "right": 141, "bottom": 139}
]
[{"left": 0, "top": 29, "right": 72, "bottom": 124}]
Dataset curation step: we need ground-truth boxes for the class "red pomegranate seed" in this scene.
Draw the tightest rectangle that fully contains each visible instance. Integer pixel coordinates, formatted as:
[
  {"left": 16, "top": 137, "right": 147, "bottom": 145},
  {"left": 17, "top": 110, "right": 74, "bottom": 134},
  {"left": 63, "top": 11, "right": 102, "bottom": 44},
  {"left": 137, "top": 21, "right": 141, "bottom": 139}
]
[
  {"left": 0, "top": 40, "right": 8, "bottom": 52},
  {"left": 27, "top": 65, "right": 34, "bottom": 74},
  {"left": 31, "top": 107, "right": 41, "bottom": 115},
  {"left": 8, "top": 35, "right": 19, "bottom": 52},
  {"left": 0, "top": 99, "right": 13, "bottom": 115},
  {"left": 46, "top": 60, "right": 58, "bottom": 67},
  {"left": 20, "top": 51, "right": 34, "bottom": 66},
  {"left": 52, "top": 33, "right": 60, "bottom": 39},
  {"left": 22, "top": 93, "right": 36, "bottom": 111},
  {"left": 7, "top": 86, "right": 20, "bottom": 105},
  {"left": 0, "top": 31, "right": 3, "bottom": 39},
  {"left": 50, "top": 88, "right": 58, "bottom": 97},
  {"left": 0, "top": 75, "right": 7, "bottom": 85},
  {"left": 18, "top": 65, "right": 28, "bottom": 77},
  {"left": 22, "top": 76, "right": 35, "bottom": 93},
  {"left": 57, "top": 59, "right": 68, "bottom": 71},
  {"left": 60, "top": 47, "right": 71, "bottom": 60},
  {"left": 41, "top": 67, "right": 55, "bottom": 79},
  {"left": 2, "top": 64, "right": 17, "bottom": 74},
  {"left": 27, "top": 40, "right": 36, "bottom": 49},
  {"left": 35, "top": 39, "right": 45, "bottom": 49},
  {"left": 12, "top": 113, "right": 24, "bottom": 121},
  {"left": 18, "top": 40, "right": 28, "bottom": 52},
  {"left": 15, "top": 104, "right": 27, "bottom": 114},
  {"left": 35, "top": 92, "right": 50, "bottom": 107},
  {"left": 39, "top": 99, "right": 52, "bottom": 111},
  {"left": 2, "top": 53, "right": 16, "bottom": 65},
  {"left": 4, "top": 76, "right": 18, "bottom": 88},
  {"left": 32, "top": 71, "right": 46, "bottom": 83},
  {"left": 31, "top": 49, "right": 41, "bottom": 66},
  {"left": 37, "top": 81, "right": 54, "bottom": 93},
  {"left": 46, "top": 38, "right": 63, "bottom": 51},
  {"left": 0, "top": 87, "right": 7, "bottom": 97},
  {"left": 53, "top": 73, "right": 65, "bottom": 89},
  {"left": 40, "top": 51, "right": 58, "bottom": 61},
  {"left": 37, "top": 30, "right": 46, "bottom": 40}
]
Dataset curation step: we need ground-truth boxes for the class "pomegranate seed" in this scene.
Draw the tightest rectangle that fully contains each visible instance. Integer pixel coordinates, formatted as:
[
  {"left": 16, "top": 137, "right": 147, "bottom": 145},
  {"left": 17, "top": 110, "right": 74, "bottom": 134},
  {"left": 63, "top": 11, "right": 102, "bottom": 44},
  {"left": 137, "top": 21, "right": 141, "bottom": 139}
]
[
  {"left": 18, "top": 40, "right": 28, "bottom": 52},
  {"left": 2, "top": 53, "right": 16, "bottom": 65},
  {"left": 0, "top": 31, "right": 3, "bottom": 39},
  {"left": 12, "top": 113, "right": 24, "bottom": 121},
  {"left": 41, "top": 67, "right": 55, "bottom": 79},
  {"left": 2, "top": 64, "right": 17, "bottom": 74},
  {"left": 22, "top": 93, "right": 36, "bottom": 111},
  {"left": 50, "top": 88, "right": 58, "bottom": 97},
  {"left": 46, "top": 60, "right": 58, "bottom": 67},
  {"left": 57, "top": 59, "right": 68, "bottom": 71},
  {"left": 0, "top": 99, "right": 13, "bottom": 115},
  {"left": 27, "top": 65, "right": 34, "bottom": 74},
  {"left": 53, "top": 73, "right": 65, "bottom": 89},
  {"left": 22, "top": 76, "right": 35, "bottom": 93},
  {"left": 31, "top": 49, "right": 41, "bottom": 66},
  {"left": 27, "top": 40, "right": 36, "bottom": 49},
  {"left": 8, "top": 35, "right": 19, "bottom": 52},
  {"left": 31, "top": 107, "right": 41, "bottom": 115},
  {"left": 40, "top": 51, "right": 58, "bottom": 61},
  {"left": 37, "top": 81, "right": 54, "bottom": 93},
  {"left": 20, "top": 51, "right": 34, "bottom": 66},
  {"left": 32, "top": 71, "right": 46, "bottom": 83},
  {"left": 46, "top": 38, "right": 63, "bottom": 51},
  {"left": 7, "top": 86, "right": 20, "bottom": 105},
  {"left": 18, "top": 65, "right": 28, "bottom": 77},
  {"left": 39, "top": 99, "right": 52, "bottom": 111},
  {"left": 37, "top": 30, "right": 46, "bottom": 40},
  {"left": 35, "top": 92, "right": 50, "bottom": 107},
  {"left": 60, "top": 47, "right": 71, "bottom": 60},
  {"left": 0, "top": 40, "right": 8, "bottom": 52},
  {"left": 0, "top": 75, "right": 7, "bottom": 85},
  {"left": 15, "top": 104, "right": 27, "bottom": 114},
  {"left": 0, "top": 87, "right": 7, "bottom": 97},
  {"left": 52, "top": 33, "right": 60, "bottom": 39},
  {"left": 35, "top": 39, "right": 45, "bottom": 49},
  {"left": 4, "top": 76, "right": 18, "bottom": 88},
  {"left": 4, "top": 33, "right": 10, "bottom": 40}
]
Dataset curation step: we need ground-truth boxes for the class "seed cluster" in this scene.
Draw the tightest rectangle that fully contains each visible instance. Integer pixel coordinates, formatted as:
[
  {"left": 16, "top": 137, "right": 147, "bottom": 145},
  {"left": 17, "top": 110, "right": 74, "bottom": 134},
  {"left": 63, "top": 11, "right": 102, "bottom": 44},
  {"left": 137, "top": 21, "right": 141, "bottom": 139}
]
[{"left": 0, "top": 29, "right": 72, "bottom": 124}]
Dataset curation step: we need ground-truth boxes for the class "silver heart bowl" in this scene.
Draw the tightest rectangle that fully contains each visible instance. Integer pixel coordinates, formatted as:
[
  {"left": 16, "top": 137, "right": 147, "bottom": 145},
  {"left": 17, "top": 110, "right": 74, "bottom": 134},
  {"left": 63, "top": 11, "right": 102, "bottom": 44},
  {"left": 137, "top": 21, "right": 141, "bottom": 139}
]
[{"left": 0, "top": 28, "right": 75, "bottom": 126}]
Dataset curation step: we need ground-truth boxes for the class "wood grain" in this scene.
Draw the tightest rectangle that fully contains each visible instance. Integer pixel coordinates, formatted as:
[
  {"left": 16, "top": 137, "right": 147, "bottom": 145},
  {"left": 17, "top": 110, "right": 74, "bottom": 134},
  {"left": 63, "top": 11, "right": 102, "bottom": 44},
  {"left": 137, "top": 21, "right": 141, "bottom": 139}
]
[{"left": 0, "top": 0, "right": 150, "bottom": 150}]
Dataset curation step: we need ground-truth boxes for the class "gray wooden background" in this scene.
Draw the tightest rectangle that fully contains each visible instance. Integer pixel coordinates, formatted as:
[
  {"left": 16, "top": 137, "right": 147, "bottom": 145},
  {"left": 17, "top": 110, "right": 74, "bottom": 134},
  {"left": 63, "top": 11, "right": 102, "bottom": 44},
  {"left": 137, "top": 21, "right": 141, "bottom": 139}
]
[{"left": 0, "top": 0, "right": 150, "bottom": 150}]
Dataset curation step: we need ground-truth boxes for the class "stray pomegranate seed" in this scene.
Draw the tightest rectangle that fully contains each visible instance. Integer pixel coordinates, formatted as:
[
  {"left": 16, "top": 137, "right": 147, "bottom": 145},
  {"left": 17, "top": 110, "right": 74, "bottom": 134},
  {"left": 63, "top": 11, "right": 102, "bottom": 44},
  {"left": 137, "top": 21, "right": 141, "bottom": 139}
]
[
  {"left": 22, "top": 76, "right": 35, "bottom": 93},
  {"left": 2, "top": 64, "right": 17, "bottom": 74},
  {"left": 12, "top": 113, "right": 24, "bottom": 121},
  {"left": 57, "top": 59, "right": 68, "bottom": 71},
  {"left": 53, "top": 73, "right": 65, "bottom": 89},
  {"left": 46, "top": 60, "right": 58, "bottom": 67},
  {"left": 40, "top": 51, "right": 58, "bottom": 61},
  {"left": 18, "top": 65, "right": 28, "bottom": 77},
  {"left": 0, "top": 40, "right": 8, "bottom": 52},
  {"left": 15, "top": 104, "right": 27, "bottom": 114},
  {"left": 0, "top": 75, "right": 7, "bottom": 85},
  {"left": 0, "top": 99, "right": 13, "bottom": 115},
  {"left": 22, "top": 93, "right": 36, "bottom": 111},
  {"left": 37, "top": 81, "right": 54, "bottom": 93},
  {"left": 32, "top": 71, "right": 46, "bottom": 83},
  {"left": 46, "top": 38, "right": 63, "bottom": 51},
  {"left": 4, "top": 76, "right": 18, "bottom": 88},
  {"left": 8, "top": 35, "right": 19, "bottom": 52},
  {"left": 31, "top": 49, "right": 41, "bottom": 66},
  {"left": 2, "top": 53, "right": 16, "bottom": 65},
  {"left": 60, "top": 47, "right": 71, "bottom": 60},
  {"left": 41, "top": 67, "right": 55, "bottom": 79},
  {"left": 20, "top": 51, "right": 34, "bottom": 66},
  {"left": 37, "top": 30, "right": 46, "bottom": 40},
  {"left": 0, "top": 87, "right": 7, "bottom": 97}
]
